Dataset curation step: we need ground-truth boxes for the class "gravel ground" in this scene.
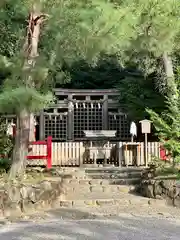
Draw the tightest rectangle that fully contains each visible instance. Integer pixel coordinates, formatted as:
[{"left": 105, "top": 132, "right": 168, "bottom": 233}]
[{"left": 0, "top": 207, "right": 180, "bottom": 240}]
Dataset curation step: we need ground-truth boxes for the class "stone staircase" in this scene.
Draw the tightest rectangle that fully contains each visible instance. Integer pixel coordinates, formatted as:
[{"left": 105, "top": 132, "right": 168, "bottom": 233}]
[
  {"left": 56, "top": 167, "right": 163, "bottom": 208},
  {"left": 62, "top": 167, "right": 143, "bottom": 194}
]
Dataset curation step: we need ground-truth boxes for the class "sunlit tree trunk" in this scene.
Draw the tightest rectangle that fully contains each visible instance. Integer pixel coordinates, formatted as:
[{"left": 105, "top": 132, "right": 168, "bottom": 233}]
[
  {"left": 162, "top": 52, "right": 177, "bottom": 97},
  {"left": 9, "top": 110, "right": 30, "bottom": 179},
  {"left": 162, "top": 52, "right": 177, "bottom": 168},
  {"left": 9, "top": 5, "right": 47, "bottom": 179}
]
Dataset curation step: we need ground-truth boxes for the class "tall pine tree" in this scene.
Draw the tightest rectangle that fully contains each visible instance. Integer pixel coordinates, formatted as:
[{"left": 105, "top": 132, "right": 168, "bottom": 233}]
[{"left": 0, "top": 0, "right": 137, "bottom": 178}]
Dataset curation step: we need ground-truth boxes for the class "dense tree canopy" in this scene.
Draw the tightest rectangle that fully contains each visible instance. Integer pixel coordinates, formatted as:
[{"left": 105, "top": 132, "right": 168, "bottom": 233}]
[{"left": 0, "top": 0, "right": 140, "bottom": 178}]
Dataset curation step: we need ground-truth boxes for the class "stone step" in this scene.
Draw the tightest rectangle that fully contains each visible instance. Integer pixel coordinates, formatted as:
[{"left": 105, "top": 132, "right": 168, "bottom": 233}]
[
  {"left": 64, "top": 192, "right": 147, "bottom": 203},
  {"left": 59, "top": 194, "right": 166, "bottom": 208},
  {"left": 85, "top": 167, "right": 144, "bottom": 174},
  {"left": 62, "top": 178, "right": 140, "bottom": 185},
  {"left": 63, "top": 184, "right": 135, "bottom": 194},
  {"left": 85, "top": 172, "right": 142, "bottom": 179}
]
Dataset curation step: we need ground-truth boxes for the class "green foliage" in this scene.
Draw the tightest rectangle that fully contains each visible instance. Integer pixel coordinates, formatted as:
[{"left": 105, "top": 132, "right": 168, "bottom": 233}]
[
  {"left": 63, "top": 56, "right": 128, "bottom": 89},
  {"left": 0, "top": 0, "right": 180, "bottom": 119},
  {"left": 0, "top": 158, "right": 11, "bottom": 173},
  {"left": 0, "top": 119, "right": 13, "bottom": 157},
  {"left": 116, "top": 0, "right": 180, "bottom": 65},
  {"left": 0, "top": 3, "right": 26, "bottom": 58},
  {"left": 43, "top": 0, "right": 138, "bottom": 62},
  {"left": 41, "top": 0, "right": 140, "bottom": 86},
  {"left": 150, "top": 156, "right": 180, "bottom": 178},
  {"left": 147, "top": 93, "right": 180, "bottom": 163},
  {"left": 116, "top": 75, "right": 166, "bottom": 120},
  {"left": 0, "top": 0, "right": 140, "bottom": 114},
  {"left": 64, "top": 56, "right": 166, "bottom": 120},
  {"left": 0, "top": 87, "right": 54, "bottom": 114}
]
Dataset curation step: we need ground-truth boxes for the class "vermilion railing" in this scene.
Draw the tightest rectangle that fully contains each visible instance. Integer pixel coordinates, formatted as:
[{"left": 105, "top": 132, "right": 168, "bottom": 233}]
[
  {"left": 159, "top": 145, "right": 171, "bottom": 162},
  {"left": 27, "top": 136, "right": 52, "bottom": 169},
  {"left": 0, "top": 136, "right": 52, "bottom": 169}
]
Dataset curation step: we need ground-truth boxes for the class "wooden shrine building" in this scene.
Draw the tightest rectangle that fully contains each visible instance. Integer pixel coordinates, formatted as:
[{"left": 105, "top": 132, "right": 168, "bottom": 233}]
[
  {"left": 39, "top": 88, "right": 131, "bottom": 141},
  {"left": 2, "top": 88, "right": 161, "bottom": 167}
]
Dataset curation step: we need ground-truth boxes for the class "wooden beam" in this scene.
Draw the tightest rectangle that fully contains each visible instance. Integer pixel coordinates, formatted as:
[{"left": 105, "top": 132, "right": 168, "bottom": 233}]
[{"left": 53, "top": 88, "right": 119, "bottom": 96}]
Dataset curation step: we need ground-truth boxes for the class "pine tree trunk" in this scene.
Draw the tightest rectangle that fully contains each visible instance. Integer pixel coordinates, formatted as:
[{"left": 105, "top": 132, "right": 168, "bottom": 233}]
[
  {"left": 9, "top": 110, "right": 30, "bottom": 179},
  {"left": 29, "top": 113, "right": 35, "bottom": 142},
  {"left": 162, "top": 52, "right": 177, "bottom": 168},
  {"left": 162, "top": 52, "right": 177, "bottom": 97},
  {"left": 9, "top": 5, "right": 47, "bottom": 179},
  {"left": 24, "top": 5, "right": 46, "bottom": 143}
]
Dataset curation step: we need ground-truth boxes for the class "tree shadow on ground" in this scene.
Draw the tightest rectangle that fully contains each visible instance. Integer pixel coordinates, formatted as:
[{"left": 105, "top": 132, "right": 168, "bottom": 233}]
[
  {"left": 0, "top": 209, "right": 180, "bottom": 240},
  {"left": 47, "top": 207, "right": 98, "bottom": 220}
]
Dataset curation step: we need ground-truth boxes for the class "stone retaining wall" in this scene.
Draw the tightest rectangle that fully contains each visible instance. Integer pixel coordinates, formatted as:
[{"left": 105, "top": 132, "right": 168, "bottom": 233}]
[
  {"left": 138, "top": 168, "right": 180, "bottom": 207},
  {"left": 0, "top": 180, "right": 63, "bottom": 218}
]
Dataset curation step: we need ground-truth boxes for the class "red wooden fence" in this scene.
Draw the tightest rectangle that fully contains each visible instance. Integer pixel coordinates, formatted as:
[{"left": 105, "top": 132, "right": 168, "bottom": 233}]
[
  {"left": 27, "top": 136, "right": 52, "bottom": 169},
  {"left": 0, "top": 136, "right": 52, "bottom": 169}
]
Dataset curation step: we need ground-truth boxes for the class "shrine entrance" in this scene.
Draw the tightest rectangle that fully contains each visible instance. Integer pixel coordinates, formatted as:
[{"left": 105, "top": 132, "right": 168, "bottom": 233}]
[
  {"left": 39, "top": 89, "right": 131, "bottom": 142},
  {"left": 2, "top": 89, "right": 144, "bottom": 168}
]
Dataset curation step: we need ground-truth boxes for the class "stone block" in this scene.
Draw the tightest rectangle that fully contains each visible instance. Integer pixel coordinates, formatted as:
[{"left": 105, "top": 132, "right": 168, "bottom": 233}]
[
  {"left": 119, "top": 186, "right": 132, "bottom": 193},
  {"left": 34, "top": 201, "right": 44, "bottom": 210},
  {"left": 3, "top": 203, "right": 22, "bottom": 218},
  {"left": 155, "top": 195, "right": 163, "bottom": 200},
  {"left": 0, "top": 178, "right": 69, "bottom": 219},
  {"left": 89, "top": 180, "right": 102, "bottom": 185},
  {"left": 96, "top": 199, "right": 115, "bottom": 206},
  {"left": 69, "top": 179, "right": 78, "bottom": 184},
  {"left": 79, "top": 180, "right": 90, "bottom": 185},
  {"left": 84, "top": 200, "right": 97, "bottom": 206},
  {"left": 30, "top": 187, "right": 40, "bottom": 203},
  {"left": 102, "top": 186, "right": 119, "bottom": 193},
  {"left": 7, "top": 186, "right": 21, "bottom": 203},
  {"left": 160, "top": 179, "right": 176, "bottom": 190},
  {"left": 20, "top": 186, "right": 33, "bottom": 200},
  {"left": 20, "top": 200, "right": 35, "bottom": 213},
  {"left": 173, "top": 197, "right": 180, "bottom": 207},
  {"left": 51, "top": 181, "right": 62, "bottom": 195},
  {"left": 40, "top": 181, "right": 52, "bottom": 191},
  {"left": 60, "top": 200, "right": 73, "bottom": 207},
  {"left": 142, "top": 184, "right": 154, "bottom": 198},
  {"left": 51, "top": 199, "right": 61, "bottom": 208},
  {"left": 38, "top": 190, "right": 52, "bottom": 202},
  {"left": 89, "top": 186, "right": 103, "bottom": 193},
  {"left": 154, "top": 181, "right": 163, "bottom": 197},
  {"left": 0, "top": 190, "right": 9, "bottom": 208}
]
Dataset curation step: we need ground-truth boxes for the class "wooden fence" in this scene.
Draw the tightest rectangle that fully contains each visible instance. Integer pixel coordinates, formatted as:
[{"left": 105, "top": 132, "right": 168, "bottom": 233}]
[{"left": 27, "top": 141, "right": 161, "bottom": 167}]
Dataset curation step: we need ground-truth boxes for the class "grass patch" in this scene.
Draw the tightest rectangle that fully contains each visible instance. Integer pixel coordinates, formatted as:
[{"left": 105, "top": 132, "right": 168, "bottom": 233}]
[
  {"left": 156, "top": 166, "right": 179, "bottom": 176},
  {"left": 150, "top": 156, "right": 180, "bottom": 179},
  {"left": 0, "top": 157, "right": 11, "bottom": 173},
  {"left": 0, "top": 171, "right": 45, "bottom": 186}
]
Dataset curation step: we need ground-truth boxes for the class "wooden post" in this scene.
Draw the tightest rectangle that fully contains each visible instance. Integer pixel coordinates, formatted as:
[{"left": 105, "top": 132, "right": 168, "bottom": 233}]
[
  {"left": 47, "top": 136, "right": 52, "bottom": 169},
  {"left": 79, "top": 142, "right": 84, "bottom": 167},
  {"left": 137, "top": 144, "right": 140, "bottom": 166},
  {"left": 144, "top": 133, "right": 148, "bottom": 167},
  {"left": 102, "top": 95, "right": 108, "bottom": 129},
  {"left": 125, "top": 143, "right": 128, "bottom": 167},
  {"left": 68, "top": 94, "right": 74, "bottom": 140},
  {"left": 39, "top": 110, "right": 44, "bottom": 140},
  {"left": 139, "top": 120, "right": 151, "bottom": 167},
  {"left": 103, "top": 141, "right": 108, "bottom": 166},
  {"left": 117, "top": 142, "right": 122, "bottom": 167},
  {"left": 86, "top": 95, "right": 90, "bottom": 130}
]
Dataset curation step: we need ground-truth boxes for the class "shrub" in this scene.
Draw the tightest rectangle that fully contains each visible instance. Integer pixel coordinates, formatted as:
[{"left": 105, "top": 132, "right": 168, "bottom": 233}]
[
  {"left": 0, "top": 118, "right": 14, "bottom": 171},
  {"left": 147, "top": 93, "right": 180, "bottom": 165}
]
